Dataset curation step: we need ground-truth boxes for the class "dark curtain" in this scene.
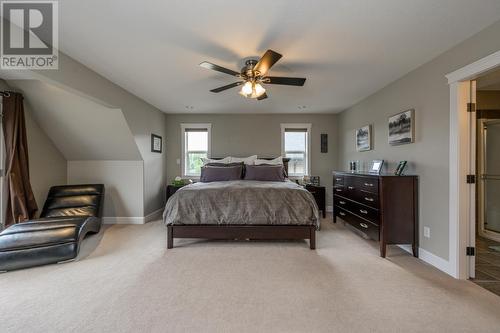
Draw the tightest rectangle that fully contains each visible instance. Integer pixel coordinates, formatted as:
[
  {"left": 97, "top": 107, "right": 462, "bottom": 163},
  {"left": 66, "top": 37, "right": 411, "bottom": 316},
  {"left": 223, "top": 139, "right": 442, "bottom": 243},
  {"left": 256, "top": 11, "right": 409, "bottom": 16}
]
[{"left": 2, "top": 92, "right": 37, "bottom": 227}]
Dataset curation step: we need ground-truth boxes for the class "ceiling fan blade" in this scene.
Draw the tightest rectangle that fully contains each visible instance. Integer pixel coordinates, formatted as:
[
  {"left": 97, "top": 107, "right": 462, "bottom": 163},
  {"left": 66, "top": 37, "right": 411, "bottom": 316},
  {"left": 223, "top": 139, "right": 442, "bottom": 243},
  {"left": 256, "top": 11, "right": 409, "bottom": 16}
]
[
  {"left": 253, "top": 50, "right": 282, "bottom": 76},
  {"left": 210, "top": 81, "right": 243, "bottom": 93},
  {"left": 199, "top": 61, "right": 240, "bottom": 77},
  {"left": 265, "top": 76, "right": 306, "bottom": 86},
  {"left": 257, "top": 92, "right": 268, "bottom": 100}
]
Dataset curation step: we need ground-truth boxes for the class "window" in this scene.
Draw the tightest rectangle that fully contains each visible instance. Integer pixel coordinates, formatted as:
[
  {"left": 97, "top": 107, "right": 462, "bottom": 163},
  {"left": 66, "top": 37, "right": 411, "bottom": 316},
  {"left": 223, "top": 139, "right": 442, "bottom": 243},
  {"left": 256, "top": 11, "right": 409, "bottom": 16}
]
[
  {"left": 281, "top": 123, "right": 311, "bottom": 177},
  {"left": 181, "top": 124, "right": 211, "bottom": 177}
]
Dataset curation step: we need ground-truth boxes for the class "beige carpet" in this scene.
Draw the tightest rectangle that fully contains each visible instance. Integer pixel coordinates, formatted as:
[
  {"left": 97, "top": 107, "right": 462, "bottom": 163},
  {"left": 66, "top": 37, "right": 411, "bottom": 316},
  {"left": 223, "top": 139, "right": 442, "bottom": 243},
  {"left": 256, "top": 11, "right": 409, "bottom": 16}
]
[{"left": 1, "top": 215, "right": 500, "bottom": 333}]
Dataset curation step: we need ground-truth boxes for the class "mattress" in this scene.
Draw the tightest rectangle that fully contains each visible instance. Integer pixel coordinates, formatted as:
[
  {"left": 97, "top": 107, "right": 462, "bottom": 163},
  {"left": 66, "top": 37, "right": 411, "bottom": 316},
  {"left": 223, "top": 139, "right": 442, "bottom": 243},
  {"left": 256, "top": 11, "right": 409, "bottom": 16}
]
[{"left": 163, "top": 180, "right": 320, "bottom": 229}]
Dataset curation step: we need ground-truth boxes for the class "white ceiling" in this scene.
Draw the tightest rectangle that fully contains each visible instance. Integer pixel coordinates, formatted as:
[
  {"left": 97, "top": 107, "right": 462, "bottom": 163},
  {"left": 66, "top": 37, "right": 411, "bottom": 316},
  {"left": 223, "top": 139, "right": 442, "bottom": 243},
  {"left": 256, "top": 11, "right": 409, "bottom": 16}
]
[{"left": 59, "top": 0, "right": 500, "bottom": 114}]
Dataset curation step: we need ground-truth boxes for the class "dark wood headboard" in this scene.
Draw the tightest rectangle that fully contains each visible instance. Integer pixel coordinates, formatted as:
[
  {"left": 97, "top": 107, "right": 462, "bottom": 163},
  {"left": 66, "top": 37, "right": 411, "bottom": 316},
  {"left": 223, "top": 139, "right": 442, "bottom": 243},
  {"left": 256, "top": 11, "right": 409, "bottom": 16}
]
[{"left": 212, "top": 157, "right": 291, "bottom": 176}]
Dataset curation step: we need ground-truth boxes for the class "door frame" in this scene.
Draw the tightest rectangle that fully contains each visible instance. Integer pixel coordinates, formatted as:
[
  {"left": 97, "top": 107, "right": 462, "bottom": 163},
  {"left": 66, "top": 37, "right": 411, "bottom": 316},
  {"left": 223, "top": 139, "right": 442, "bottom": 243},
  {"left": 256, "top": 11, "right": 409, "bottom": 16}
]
[{"left": 446, "top": 50, "right": 500, "bottom": 279}]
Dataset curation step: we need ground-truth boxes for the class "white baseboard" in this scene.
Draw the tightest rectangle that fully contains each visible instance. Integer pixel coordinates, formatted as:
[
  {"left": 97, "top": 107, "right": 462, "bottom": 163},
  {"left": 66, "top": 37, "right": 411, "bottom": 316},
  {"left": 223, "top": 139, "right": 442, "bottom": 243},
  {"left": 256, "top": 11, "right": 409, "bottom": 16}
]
[
  {"left": 326, "top": 205, "right": 333, "bottom": 212},
  {"left": 398, "top": 245, "right": 453, "bottom": 276},
  {"left": 103, "top": 208, "right": 164, "bottom": 225},
  {"left": 102, "top": 216, "right": 145, "bottom": 225}
]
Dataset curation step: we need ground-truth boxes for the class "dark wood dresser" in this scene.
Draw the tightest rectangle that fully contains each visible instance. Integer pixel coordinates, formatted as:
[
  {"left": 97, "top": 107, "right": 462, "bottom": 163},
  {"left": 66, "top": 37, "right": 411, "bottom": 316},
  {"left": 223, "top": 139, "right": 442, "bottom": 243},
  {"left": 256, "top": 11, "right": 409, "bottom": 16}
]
[{"left": 333, "top": 171, "right": 418, "bottom": 258}]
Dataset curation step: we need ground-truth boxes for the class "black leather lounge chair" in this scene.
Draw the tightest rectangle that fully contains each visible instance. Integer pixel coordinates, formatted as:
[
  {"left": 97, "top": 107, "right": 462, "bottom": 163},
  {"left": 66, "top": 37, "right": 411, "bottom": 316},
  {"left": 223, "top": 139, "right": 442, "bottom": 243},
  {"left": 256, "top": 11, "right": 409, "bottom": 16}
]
[{"left": 0, "top": 184, "right": 104, "bottom": 272}]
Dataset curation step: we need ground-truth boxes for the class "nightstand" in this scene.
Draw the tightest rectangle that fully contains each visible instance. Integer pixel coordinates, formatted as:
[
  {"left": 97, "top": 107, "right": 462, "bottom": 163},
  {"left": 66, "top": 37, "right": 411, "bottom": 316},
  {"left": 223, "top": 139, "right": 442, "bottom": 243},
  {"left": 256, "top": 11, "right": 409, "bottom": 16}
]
[
  {"left": 166, "top": 185, "right": 185, "bottom": 202},
  {"left": 305, "top": 185, "right": 326, "bottom": 218}
]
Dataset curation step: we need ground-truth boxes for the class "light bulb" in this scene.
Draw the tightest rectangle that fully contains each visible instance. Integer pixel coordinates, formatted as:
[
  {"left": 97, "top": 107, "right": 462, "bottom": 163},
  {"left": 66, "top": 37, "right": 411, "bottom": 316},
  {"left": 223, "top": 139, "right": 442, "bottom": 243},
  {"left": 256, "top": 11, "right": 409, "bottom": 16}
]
[
  {"left": 241, "top": 81, "right": 253, "bottom": 95},
  {"left": 254, "top": 83, "right": 265, "bottom": 97}
]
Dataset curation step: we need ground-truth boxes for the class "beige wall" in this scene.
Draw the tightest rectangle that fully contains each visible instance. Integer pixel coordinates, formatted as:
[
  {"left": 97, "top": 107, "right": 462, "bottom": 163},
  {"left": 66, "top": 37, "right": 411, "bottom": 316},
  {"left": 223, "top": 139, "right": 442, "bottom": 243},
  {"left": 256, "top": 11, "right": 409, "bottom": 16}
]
[
  {"left": 0, "top": 80, "right": 67, "bottom": 217},
  {"left": 19, "top": 52, "right": 167, "bottom": 216},
  {"left": 166, "top": 114, "right": 338, "bottom": 205},
  {"left": 337, "top": 19, "right": 500, "bottom": 261},
  {"left": 67, "top": 161, "right": 143, "bottom": 218},
  {"left": 478, "top": 90, "right": 500, "bottom": 110}
]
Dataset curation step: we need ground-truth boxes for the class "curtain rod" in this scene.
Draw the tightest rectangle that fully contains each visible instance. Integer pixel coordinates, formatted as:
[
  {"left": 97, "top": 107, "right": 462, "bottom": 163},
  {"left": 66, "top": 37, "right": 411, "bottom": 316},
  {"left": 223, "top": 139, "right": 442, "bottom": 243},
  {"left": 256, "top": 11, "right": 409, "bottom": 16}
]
[{"left": 0, "top": 91, "right": 12, "bottom": 97}]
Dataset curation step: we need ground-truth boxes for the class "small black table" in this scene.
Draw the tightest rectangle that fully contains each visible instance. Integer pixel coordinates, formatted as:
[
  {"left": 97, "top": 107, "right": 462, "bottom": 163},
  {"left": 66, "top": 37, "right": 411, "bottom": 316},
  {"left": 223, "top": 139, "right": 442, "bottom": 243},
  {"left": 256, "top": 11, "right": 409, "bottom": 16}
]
[
  {"left": 166, "top": 185, "right": 185, "bottom": 202},
  {"left": 305, "top": 185, "right": 326, "bottom": 218}
]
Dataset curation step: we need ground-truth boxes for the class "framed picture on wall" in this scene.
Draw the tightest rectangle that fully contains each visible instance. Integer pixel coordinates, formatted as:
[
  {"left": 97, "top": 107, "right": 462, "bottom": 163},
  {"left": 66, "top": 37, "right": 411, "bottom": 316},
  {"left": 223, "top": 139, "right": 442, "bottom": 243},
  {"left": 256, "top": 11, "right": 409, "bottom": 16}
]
[
  {"left": 151, "top": 134, "right": 162, "bottom": 153},
  {"left": 355, "top": 125, "right": 372, "bottom": 152},
  {"left": 388, "top": 109, "right": 414, "bottom": 145}
]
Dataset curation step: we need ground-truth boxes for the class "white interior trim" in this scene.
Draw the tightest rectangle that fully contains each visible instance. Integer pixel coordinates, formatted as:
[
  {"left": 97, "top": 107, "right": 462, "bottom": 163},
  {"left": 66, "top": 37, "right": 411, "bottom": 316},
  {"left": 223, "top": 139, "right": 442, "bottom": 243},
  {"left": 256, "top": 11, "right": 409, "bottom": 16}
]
[
  {"left": 446, "top": 49, "right": 500, "bottom": 279},
  {"left": 280, "top": 123, "right": 312, "bottom": 176},
  {"left": 180, "top": 123, "right": 212, "bottom": 177},
  {"left": 398, "top": 245, "right": 453, "bottom": 276},
  {"left": 103, "top": 208, "right": 164, "bottom": 225},
  {"left": 446, "top": 50, "right": 500, "bottom": 84}
]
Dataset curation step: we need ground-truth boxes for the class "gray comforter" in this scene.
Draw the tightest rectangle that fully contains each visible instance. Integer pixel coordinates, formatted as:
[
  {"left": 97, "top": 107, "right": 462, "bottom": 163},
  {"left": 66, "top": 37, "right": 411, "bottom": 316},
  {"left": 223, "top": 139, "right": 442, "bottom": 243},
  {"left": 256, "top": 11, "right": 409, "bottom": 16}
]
[{"left": 163, "top": 180, "right": 320, "bottom": 229}]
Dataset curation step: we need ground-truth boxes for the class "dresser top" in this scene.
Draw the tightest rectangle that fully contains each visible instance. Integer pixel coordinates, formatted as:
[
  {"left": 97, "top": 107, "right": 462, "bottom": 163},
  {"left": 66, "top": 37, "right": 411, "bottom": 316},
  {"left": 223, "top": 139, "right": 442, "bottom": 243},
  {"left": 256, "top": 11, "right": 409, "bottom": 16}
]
[{"left": 333, "top": 170, "right": 417, "bottom": 178}]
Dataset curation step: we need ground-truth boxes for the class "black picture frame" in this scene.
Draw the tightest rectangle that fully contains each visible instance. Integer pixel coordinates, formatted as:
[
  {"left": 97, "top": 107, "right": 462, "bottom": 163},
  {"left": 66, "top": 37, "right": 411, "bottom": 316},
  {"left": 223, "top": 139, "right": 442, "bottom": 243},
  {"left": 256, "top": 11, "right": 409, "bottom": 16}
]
[
  {"left": 369, "top": 160, "right": 384, "bottom": 174},
  {"left": 320, "top": 134, "right": 328, "bottom": 153},
  {"left": 151, "top": 134, "right": 162, "bottom": 153},
  {"left": 394, "top": 160, "right": 408, "bottom": 176}
]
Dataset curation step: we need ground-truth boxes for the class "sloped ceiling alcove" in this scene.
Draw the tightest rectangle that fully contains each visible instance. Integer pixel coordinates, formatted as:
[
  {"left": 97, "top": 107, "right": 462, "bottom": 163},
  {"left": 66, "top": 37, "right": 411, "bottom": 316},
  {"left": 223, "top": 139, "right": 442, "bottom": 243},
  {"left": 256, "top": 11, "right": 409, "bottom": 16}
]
[{"left": 8, "top": 80, "right": 142, "bottom": 161}]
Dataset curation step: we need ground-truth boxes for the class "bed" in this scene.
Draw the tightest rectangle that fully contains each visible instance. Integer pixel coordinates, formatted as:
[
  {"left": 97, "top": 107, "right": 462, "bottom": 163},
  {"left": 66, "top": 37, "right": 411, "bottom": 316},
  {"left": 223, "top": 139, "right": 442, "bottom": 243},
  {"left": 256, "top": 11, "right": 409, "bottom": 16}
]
[{"left": 163, "top": 158, "right": 320, "bottom": 249}]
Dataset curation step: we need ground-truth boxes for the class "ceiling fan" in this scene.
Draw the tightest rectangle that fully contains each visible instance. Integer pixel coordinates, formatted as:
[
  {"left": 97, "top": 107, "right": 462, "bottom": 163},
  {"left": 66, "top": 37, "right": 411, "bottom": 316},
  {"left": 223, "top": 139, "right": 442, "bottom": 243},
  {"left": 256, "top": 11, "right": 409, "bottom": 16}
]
[{"left": 199, "top": 49, "right": 306, "bottom": 100}]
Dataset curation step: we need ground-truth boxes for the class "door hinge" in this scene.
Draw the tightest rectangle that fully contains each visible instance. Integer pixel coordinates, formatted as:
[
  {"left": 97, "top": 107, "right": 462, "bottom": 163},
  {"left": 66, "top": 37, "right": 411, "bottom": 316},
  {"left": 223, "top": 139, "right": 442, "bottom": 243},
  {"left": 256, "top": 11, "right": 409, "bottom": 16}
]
[
  {"left": 467, "top": 103, "right": 476, "bottom": 113},
  {"left": 466, "top": 247, "right": 475, "bottom": 256},
  {"left": 466, "top": 174, "right": 476, "bottom": 184}
]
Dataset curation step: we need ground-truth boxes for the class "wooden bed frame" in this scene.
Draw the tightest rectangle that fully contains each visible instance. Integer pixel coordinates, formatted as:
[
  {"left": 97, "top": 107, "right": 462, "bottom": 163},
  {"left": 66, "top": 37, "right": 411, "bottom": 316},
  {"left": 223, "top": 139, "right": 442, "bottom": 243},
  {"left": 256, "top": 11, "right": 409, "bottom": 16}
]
[{"left": 166, "top": 157, "right": 317, "bottom": 250}]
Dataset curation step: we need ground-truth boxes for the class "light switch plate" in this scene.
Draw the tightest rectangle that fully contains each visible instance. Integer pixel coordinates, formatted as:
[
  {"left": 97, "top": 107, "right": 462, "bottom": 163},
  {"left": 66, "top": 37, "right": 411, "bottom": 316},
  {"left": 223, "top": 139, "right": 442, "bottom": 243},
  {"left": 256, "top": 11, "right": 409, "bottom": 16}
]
[{"left": 423, "top": 226, "right": 430, "bottom": 238}]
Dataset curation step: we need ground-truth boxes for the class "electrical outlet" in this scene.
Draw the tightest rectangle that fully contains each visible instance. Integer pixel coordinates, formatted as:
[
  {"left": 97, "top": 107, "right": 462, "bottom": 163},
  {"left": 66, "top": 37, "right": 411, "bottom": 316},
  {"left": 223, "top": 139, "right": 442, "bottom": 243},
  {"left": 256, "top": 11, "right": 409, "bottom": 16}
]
[
  {"left": 176, "top": 158, "right": 180, "bottom": 165},
  {"left": 423, "top": 226, "right": 430, "bottom": 238}
]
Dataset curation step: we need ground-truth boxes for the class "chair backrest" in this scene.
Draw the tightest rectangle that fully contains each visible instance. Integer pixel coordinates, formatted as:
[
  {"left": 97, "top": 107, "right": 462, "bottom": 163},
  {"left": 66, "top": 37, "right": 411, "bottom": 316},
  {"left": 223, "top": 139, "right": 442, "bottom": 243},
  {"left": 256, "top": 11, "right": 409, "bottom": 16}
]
[{"left": 40, "top": 184, "right": 105, "bottom": 218}]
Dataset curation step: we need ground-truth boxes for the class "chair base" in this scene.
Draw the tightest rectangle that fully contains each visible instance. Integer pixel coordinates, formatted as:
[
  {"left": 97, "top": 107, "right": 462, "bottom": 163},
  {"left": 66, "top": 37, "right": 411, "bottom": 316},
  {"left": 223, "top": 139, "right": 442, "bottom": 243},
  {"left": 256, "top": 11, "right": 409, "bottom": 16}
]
[{"left": 0, "top": 216, "right": 100, "bottom": 272}]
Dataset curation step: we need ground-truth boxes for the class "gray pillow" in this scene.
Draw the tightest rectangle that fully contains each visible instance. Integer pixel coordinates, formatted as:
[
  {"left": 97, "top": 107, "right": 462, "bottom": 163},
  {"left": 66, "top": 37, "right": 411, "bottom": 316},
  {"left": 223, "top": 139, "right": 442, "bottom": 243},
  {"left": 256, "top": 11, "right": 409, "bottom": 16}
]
[
  {"left": 244, "top": 165, "right": 285, "bottom": 182},
  {"left": 205, "top": 162, "right": 245, "bottom": 178},
  {"left": 200, "top": 165, "right": 243, "bottom": 182}
]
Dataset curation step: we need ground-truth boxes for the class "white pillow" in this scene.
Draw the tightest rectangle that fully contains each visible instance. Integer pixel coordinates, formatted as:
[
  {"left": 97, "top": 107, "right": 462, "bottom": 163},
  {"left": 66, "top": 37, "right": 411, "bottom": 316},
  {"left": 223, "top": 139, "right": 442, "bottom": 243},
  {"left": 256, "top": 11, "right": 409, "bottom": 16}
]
[
  {"left": 254, "top": 156, "right": 283, "bottom": 165},
  {"left": 201, "top": 156, "right": 231, "bottom": 165},
  {"left": 229, "top": 155, "right": 258, "bottom": 165}
]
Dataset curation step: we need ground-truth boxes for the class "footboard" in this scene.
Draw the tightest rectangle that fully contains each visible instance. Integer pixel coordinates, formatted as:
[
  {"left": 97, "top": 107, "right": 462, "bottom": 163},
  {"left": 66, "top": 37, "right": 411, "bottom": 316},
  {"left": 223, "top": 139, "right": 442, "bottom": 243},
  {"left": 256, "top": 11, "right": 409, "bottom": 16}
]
[{"left": 167, "top": 225, "right": 316, "bottom": 249}]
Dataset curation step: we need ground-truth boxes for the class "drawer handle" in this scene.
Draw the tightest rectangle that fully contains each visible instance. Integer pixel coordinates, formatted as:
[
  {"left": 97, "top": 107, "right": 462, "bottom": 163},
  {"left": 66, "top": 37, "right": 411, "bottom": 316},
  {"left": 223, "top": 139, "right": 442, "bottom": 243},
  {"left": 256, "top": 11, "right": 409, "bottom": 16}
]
[
  {"left": 364, "top": 197, "right": 374, "bottom": 202},
  {"left": 339, "top": 201, "right": 346, "bottom": 205},
  {"left": 359, "top": 209, "right": 368, "bottom": 215},
  {"left": 348, "top": 186, "right": 355, "bottom": 190},
  {"left": 364, "top": 183, "right": 374, "bottom": 187},
  {"left": 336, "top": 189, "right": 342, "bottom": 192},
  {"left": 359, "top": 223, "right": 368, "bottom": 229},
  {"left": 336, "top": 178, "right": 342, "bottom": 181},
  {"left": 339, "top": 211, "right": 346, "bottom": 216}
]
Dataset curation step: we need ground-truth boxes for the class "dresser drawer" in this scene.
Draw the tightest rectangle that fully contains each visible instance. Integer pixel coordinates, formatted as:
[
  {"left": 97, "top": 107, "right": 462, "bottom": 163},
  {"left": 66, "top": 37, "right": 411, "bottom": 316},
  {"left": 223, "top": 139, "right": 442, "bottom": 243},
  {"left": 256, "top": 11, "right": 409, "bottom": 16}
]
[
  {"left": 336, "top": 207, "right": 379, "bottom": 241},
  {"left": 334, "top": 196, "right": 350, "bottom": 210},
  {"left": 349, "top": 201, "right": 379, "bottom": 225},
  {"left": 359, "top": 191, "right": 379, "bottom": 208},
  {"left": 333, "top": 185, "right": 346, "bottom": 196},
  {"left": 360, "top": 177, "right": 378, "bottom": 193},
  {"left": 333, "top": 175, "right": 344, "bottom": 186}
]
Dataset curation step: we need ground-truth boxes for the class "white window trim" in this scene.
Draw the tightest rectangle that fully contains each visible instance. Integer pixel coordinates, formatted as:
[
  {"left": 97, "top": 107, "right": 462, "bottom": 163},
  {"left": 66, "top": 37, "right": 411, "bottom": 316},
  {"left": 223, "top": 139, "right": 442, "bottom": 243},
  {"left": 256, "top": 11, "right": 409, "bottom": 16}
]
[
  {"left": 280, "top": 123, "right": 312, "bottom": 177},
  {"left": 180, "top": 123, "right": 212, "bottom": 178}
]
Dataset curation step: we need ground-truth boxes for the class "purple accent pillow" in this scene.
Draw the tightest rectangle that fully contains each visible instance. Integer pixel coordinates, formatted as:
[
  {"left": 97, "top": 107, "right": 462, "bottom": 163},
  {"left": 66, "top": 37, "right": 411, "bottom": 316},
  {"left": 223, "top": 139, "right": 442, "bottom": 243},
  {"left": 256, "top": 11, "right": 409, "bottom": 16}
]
[
  {"left": 205, "top": 162, "right": 245, "bottom": 178},
  {"left": 200, "top": 165, "right": 243, "bottom": 182},
  {"left": 244, "top": 165, "right": 285, "bottom": 182}
]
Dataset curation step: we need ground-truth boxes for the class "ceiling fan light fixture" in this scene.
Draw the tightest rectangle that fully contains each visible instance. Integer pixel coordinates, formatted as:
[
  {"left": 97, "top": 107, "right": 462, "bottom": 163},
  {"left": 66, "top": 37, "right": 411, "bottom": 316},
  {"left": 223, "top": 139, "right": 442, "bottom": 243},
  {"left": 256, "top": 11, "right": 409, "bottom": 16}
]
[
  {"left": 240, "top": 81, "right": 266, "bottom": 99},
  {"left": 254, "top": 83, "right": 266, "bottom": 97},
  {"left": 241, "top": 81, "right": 253, "bottom": 95}
]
